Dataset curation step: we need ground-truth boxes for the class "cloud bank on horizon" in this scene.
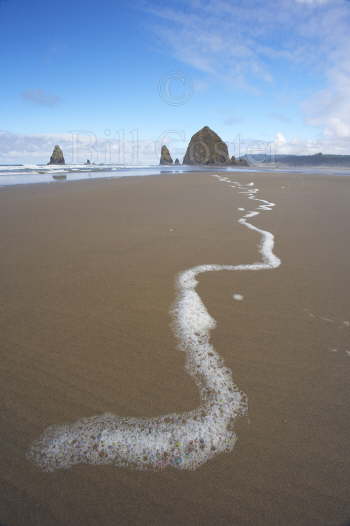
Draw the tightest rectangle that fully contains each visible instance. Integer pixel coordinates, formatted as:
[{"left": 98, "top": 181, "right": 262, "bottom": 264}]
[
  {"left": 0, "top": 130, "right": 160, "bottom": 165},
  {"left": 1, "top": 128, "right": 349, "bottom": 165}
]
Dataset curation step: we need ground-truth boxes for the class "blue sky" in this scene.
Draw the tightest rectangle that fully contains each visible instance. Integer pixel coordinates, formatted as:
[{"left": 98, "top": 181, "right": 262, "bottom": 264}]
[{"left": 1, "top": 0, "right": 350, "bottom": 163}]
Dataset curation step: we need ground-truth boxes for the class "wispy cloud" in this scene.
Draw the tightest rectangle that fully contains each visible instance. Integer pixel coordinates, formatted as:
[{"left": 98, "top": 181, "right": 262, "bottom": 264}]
[
  {"left": 303, "top": 65, "right": 350, "bottom": 139},
  {"left": 147, "top": 0, "right": 350, "bottom": 76},
  {"left": 146, "top": 2, "right": 275, "bottom": 93},
  {"left": 145, "top": 0, "right": 350, "bottom": 145},
  {"left": 295, "top": 0, "right": 335, "bottom": 4},
  {"left": 21, "top": 89, "right": 61, "bottom": 107}
]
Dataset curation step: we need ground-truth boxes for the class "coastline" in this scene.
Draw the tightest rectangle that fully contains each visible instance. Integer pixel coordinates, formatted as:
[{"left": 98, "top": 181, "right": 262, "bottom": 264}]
[
  {"left": 1, "top": 163, "right": 350, "bottom": 189},
  {"left": 0, "top": 172, "right": 349, "bottom": 525}
]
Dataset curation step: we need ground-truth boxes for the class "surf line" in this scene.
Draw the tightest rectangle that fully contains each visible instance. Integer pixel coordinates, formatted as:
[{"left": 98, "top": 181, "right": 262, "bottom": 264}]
[{"left": 27, "top": 175, "right": 281, "bottom": 472}]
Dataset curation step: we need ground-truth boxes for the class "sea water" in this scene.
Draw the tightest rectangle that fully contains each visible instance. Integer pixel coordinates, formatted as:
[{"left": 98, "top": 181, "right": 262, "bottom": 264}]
[{"left": 1, "top": 163, "right": 350, "bottom": 187}]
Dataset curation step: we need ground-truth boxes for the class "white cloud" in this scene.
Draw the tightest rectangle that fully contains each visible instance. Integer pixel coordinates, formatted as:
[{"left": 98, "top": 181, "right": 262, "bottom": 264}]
[
  {"left": 145, "top": 0, "right": 350, "bottom": 148},
  {"left": 146, "top": 0, "right": 350, "bottom": 84},
  {"left": 270, "top": 132, "right": 350, "bottom": 155},
  {"left": 275, "top": 132, "right": 287, "bottom": 146},
  {"left": 304, "top": 68, "right": 350, "bottom": 139},
  {"left": 225, "top": 131, "right": 350, "bottom": 156},
  {"left": 147, "top": 2, "right": 277, "bottom": 92}
]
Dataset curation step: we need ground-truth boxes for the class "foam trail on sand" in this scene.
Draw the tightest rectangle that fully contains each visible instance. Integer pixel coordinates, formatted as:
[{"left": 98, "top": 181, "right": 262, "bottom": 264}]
[{"left": 27, "top": 175, "right": 280, "bottom": 472}]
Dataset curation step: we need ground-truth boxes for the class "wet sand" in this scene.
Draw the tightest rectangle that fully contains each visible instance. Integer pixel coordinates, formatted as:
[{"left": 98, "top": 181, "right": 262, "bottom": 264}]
[{"left": 0, "top": 172, "right": 349, "bottom": 525}]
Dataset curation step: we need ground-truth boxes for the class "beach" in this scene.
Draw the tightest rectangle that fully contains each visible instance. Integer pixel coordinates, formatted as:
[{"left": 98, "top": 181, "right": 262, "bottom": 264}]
[{"left": 0, "top": 171, "right": 349, "bottom": 525}]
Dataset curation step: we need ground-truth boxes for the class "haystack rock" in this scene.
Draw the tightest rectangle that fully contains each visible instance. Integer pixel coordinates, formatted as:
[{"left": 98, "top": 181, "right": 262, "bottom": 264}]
[
  {"left": 160, "top": 145, "right": 173, "bottom": 165},
  {"left": 174, "top": 158, "right": 180, "bottom": 165},
  {"left": 48, "top": 145, "right": 65, "bottom": 165},
  {"left": 183, "top": 126, "right": 229, "bottom": 165}
]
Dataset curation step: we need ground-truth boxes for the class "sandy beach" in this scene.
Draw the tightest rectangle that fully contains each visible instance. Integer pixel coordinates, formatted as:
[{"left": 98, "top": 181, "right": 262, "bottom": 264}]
[{"left": 0, "top": 171, "right": 349, "bottom": 525}]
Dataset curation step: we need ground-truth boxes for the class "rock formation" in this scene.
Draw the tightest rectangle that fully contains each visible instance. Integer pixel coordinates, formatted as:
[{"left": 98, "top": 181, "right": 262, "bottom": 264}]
[
  {"left": 160, "top": 145, "right": 173, "bottom": 165},
  {"left": 86, "top": 159, "right": 91, "bottom": 165},
  {"left": 174, "top": 158, "right": 180, "bottom": 165},
  {"left": 48, "top": 145, "right": 65, "bottom": 165},
  {"left": 230, "top": 155, "right": 248, "bottom": 166},
  {"left": 183, "top": 126, "right": 229, "bottom": 165},
  {"left": 52, "top": 174, "right": 67, "bottom": 180}
]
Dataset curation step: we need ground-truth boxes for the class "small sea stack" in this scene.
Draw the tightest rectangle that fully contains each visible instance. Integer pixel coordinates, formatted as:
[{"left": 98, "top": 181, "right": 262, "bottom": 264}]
[
  {"left": 174, "top": 158, "right": 180, "bottom": 165},
  {"left": 230, "top": 155, "right": 249, "bottom": 167},
  {"left": 48, "top": 145, "right": 65, "bottom": 165},
  {"left": 52, "top": 174, "right": 67, "bottom": 181},
  {"left": 160, "top": 145, "right": 173, "bottom": 165}
]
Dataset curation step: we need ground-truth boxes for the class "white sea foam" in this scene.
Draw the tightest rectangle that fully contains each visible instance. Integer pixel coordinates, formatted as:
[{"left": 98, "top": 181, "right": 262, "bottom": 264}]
[
  {"left": 233, "top": 294, "right": 244, "bottom": 301},
  {"left": 27, "top": 175, "right": 280, "bottom": 472},
  {"left": 320, "top": 316, "right": 334, "bottom": 323}
]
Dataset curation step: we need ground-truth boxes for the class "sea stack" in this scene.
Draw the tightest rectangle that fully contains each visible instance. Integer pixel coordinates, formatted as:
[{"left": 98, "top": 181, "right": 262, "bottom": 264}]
[
  {"left": 230, "top": 155, "right": 249, "bottom": 166},
  {"left": 160, "top": 145, "right": 173, "bottom": 165},
  {"left": 48, "top": 145, "right": 65, "bottom": 165},
  {"left": 183, "top": 126, "right": 229, "bottom": 165},
  {"left": 174, "top": 158, "right": 180, "bottom": 165}
]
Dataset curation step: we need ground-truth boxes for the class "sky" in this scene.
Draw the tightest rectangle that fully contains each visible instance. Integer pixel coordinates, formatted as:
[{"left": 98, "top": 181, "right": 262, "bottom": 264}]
[{"left": 1, "top": 0, "right": 350, "bottom": 163}]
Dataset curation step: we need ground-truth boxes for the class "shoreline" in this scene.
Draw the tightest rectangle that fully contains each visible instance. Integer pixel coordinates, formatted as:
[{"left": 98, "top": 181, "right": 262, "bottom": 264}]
[{"left": 1, "top": 164, "right": 350, "bottom": 190}]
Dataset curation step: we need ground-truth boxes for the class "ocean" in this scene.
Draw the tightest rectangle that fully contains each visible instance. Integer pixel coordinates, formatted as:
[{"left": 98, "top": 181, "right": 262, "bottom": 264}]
[{"left": 1, "top": 163, "right": 350, "bottom": 187}]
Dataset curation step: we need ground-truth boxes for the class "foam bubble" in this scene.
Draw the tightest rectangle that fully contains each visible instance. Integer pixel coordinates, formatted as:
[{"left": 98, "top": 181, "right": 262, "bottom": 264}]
[
  {"left": 233, "top": 294, "right": 244, "bottom": 301},
  {"left": 27, "top": 175, "right": 280, "bottom": 472}
]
